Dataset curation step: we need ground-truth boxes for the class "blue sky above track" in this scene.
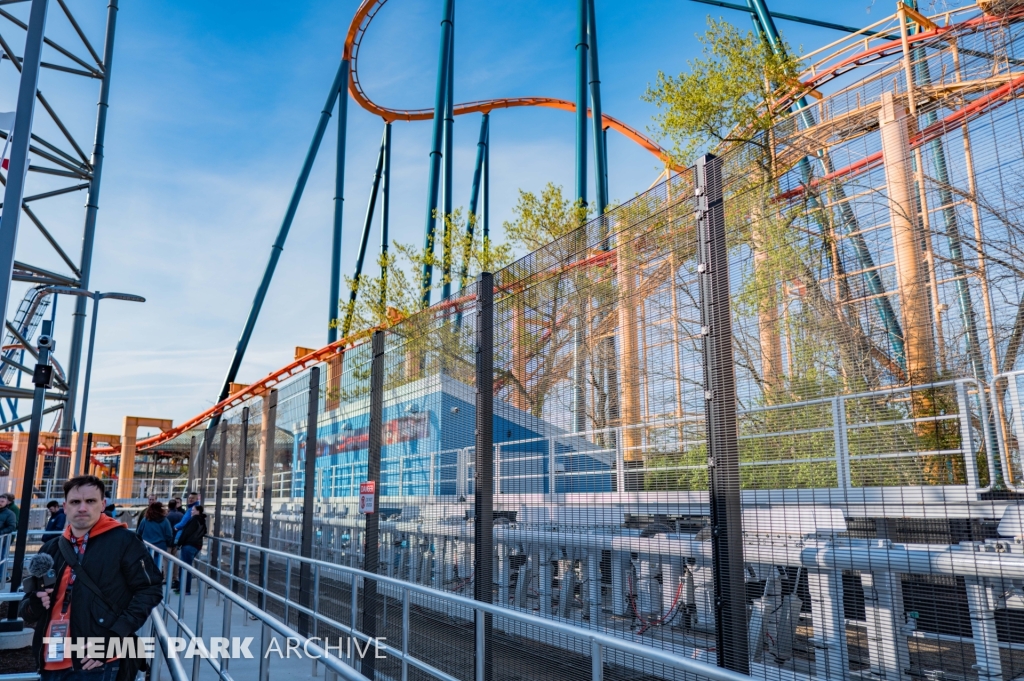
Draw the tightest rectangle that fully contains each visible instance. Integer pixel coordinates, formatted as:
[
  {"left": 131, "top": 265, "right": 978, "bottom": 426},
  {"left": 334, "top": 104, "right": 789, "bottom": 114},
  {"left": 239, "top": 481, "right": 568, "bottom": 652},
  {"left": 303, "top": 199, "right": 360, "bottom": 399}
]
[{"left": 4, "top": 0, "right": 907, "bottom": 436}]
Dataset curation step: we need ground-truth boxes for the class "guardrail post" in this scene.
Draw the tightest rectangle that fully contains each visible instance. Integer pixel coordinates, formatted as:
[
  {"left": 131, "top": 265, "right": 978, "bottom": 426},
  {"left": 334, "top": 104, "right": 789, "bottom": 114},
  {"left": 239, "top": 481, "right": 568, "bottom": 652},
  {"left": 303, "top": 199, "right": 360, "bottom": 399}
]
[
  {"left": 259, "top": 389, "right": 278, "bottom": 612},
  {"left": 1003, "top": 374, "right": 1024, "bottom": 486},
  {"left": 362, "top": 330, "right": 385, "bottom": 680},
  {"left": 198, "top": 422, "right": 218, "bottom": 502},
  {"left": 965, "top": 576, "right": 1003, "bottom": 681},
  {"left": 475, "top": 271, "right": 494, "bottom": 681},
  {"left": 614, "top": 428, "right": 624, "bottom": 492},
  {"left": 956, "top": 381, "right": 981, "bottom": 489},
  {"left": 299, "top": 366, "right": 321, "bottom": 637},
  {"left": 494, "top": 444, "right": 502, "bottom": 495},
  {"left": 696, "top": 153, "right": 749, "bottom": 673},
  {"left": 233, "top": 407, "right": 249, "bottom": 593},
  {"left": 548, "top": 438, "right": 556, "bottom": 497},
  {"left": 429, "top": 451, "right": 436, "bottom": 496},
  {"left": 833, "top": 397, "right": 851, "bottom": 489}
]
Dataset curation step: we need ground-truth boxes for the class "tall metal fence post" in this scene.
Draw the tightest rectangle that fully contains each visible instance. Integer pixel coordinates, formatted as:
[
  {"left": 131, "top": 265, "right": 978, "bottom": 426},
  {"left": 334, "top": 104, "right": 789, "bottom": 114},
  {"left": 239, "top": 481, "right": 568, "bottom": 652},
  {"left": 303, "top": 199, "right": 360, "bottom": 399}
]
[
  {"left": 361, "top": 330, "right": 385, "bottom": 680},
  {"left": 83, "top": 433, "right": 93, "bottom": 476},
  {"left": 474, "top": 273, "right": 494, "bottom": 681},
  {"left": 299, "top": 367, "right": 321, "bottom": 637},
  {"left": 213, "top": 425, "right": 228, "bottom": 578},
  {"left": 186, "top": 435, "right": 197, "bottom": 494},
  {"left": 199, "top": 423, "right": 218, "bottom": 501},
  {"left": 2, "top": 319, "right": 52, "bottom": 626},
  {"left": 259, "top": 389, "right": 278, "bottom": 617},
  {"left": 233, "top": 407, "right": 249, "bottom": 592},
  {"left": 696, "top": 154, "right": 749, "bottom": 673}
]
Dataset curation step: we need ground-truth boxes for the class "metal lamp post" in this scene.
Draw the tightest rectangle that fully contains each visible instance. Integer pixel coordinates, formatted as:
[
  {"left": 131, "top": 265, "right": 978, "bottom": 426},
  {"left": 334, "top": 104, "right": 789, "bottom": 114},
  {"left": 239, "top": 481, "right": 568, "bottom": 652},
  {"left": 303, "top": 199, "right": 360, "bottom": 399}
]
[{"left": 44, "top": 287, "right": 145, "bottom": 474}]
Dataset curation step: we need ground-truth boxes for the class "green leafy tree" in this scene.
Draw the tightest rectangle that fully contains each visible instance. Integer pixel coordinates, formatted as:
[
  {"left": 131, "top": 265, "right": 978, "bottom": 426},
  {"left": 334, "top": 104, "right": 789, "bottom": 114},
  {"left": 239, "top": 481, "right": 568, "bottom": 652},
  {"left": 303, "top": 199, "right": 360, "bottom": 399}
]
[{"left": 642, "top": 17, "right": 798, "bottom": 169}]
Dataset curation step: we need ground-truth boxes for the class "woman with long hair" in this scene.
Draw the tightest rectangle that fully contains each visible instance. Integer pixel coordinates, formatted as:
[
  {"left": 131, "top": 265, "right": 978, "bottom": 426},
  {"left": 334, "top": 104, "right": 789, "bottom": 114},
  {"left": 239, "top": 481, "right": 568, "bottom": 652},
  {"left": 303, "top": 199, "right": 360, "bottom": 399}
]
[{"left": 136, "top": 500, "right": 174, "bottom": 570}]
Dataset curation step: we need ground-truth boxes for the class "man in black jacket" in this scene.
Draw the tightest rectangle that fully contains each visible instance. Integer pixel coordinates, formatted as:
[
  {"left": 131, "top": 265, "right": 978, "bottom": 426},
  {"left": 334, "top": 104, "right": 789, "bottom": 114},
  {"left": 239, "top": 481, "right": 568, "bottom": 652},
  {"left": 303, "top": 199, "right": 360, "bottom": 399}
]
[
  {"left": 19, "top": 475, "right": 164, "bottom": 680},
  {"left": 41, "top": 501, "right": 66, "bottom": 542}
]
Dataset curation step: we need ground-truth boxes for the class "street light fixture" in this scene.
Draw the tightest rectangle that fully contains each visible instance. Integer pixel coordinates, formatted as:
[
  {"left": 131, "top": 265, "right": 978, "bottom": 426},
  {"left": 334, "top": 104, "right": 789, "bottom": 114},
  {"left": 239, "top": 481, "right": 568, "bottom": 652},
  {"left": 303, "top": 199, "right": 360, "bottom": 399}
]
[{"left": 43, "top": 286, "right": 145, "bottom": 474}]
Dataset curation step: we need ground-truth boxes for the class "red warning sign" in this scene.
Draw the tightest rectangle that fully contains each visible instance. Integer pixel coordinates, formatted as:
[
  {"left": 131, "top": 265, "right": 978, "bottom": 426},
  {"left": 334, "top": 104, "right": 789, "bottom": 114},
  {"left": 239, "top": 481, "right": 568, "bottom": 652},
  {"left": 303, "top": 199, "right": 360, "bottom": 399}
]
[{"left": 359, "top": 481, "right": 376, "bottom": 514}]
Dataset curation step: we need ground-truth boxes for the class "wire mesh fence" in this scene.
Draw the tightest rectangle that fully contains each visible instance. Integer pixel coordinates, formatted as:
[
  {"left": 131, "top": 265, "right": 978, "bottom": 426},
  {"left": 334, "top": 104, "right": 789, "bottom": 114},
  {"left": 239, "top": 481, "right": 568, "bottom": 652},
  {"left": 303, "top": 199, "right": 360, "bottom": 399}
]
[{"left": 133, "top": 5, "right": 1024, "bottom": 681}]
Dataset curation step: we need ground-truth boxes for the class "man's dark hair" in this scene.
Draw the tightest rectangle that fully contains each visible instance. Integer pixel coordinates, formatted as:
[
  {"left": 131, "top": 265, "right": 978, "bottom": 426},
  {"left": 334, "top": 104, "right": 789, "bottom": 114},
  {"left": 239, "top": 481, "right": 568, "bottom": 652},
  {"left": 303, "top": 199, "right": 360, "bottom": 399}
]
[
  {"left": 167, "top": 499, "right": 178, "bottom": 510},
  {"left": 46, "top": 500, "right": 59, "bottom": 509},
  {"left": 63, "top": 475, "right": 106, "bottom": 499}
]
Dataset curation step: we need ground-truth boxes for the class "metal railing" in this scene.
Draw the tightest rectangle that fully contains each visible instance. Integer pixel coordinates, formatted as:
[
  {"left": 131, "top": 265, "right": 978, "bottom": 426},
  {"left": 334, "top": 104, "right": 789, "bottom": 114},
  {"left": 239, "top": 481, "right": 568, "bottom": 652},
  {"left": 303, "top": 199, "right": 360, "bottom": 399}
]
[
  {"left": 0, "top": 531, "right": 12, "bottom": 586},
  {"left": 148, "top": 544, "right": 365, "bottom": 681},
  {"left": 991, "top": 369, "right": 1024, "bottom": 488},
  {"left": 199, "top": 535, "right": 754, "bottom": 681}
]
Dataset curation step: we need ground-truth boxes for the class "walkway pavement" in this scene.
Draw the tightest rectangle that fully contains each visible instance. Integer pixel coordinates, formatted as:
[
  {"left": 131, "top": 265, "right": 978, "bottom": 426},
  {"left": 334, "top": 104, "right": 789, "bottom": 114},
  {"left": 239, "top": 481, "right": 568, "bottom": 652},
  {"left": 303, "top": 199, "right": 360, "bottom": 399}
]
[{"left": 154, "top": 586, "right": 365, "bottom": 681}]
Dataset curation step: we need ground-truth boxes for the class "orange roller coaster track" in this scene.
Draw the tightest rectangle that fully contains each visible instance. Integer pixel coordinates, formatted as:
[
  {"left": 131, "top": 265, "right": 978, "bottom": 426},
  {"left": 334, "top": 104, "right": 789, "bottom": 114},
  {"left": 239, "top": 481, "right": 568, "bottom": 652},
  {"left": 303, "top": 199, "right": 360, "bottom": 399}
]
[{"left": 344, "top": 0, "right": 684, "bottom": 171}]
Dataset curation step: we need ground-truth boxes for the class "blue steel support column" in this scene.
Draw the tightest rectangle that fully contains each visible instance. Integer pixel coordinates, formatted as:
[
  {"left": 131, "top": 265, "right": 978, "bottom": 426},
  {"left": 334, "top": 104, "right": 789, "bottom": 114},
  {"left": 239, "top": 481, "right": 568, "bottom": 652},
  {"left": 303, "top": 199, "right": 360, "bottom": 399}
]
[
  {"left": 0, "top": 0, "right": 47, "bottom": 336},
  {"left": 483, "top": 120, "right": 489, "bottom": 243},
  {"left": 572, "top": 0, "right": 589, "bottom": 434},
  {"left": 216, "top": 61, "right": 347, "bottom": 406},
  {"left": 745, "top": 0, "right": 906, "bottom": 369},
  {"left": 59, "top": 0, "right": 119, "bottom": 461},
  {"left": 341, "top": 127, "right": 386, "bottom": 339},
  {"left": 441, "top": 13, "right": 455, "bottom": 301},
  {"left": 602, "top": 126, "right": 609, "bottom": 202},
  {"left": 379, "top": 121, "right": 391, "bottom": 311},
  {"left": 328, "top": 60, "right": 350, "bottom": 345},
  {"left": 460, "top": 113, "right": 489, "bottom": 291},
  {"left": 575, "top": 0, "right": 588, "bottom": 208},
  {"left": 420, "top": 0, "right": 454, "bottom": 308},
  {"left": 587, "top": 0, "right": 607, "bottom": 215}
]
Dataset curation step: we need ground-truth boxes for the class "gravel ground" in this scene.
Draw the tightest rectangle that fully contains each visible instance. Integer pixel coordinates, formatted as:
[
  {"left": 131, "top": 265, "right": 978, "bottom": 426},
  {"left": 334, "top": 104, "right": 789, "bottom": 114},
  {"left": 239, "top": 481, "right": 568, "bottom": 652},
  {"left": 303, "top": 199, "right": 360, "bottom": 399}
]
[{"left": 0, "top": 646, "right": 36, "bottom": 673}]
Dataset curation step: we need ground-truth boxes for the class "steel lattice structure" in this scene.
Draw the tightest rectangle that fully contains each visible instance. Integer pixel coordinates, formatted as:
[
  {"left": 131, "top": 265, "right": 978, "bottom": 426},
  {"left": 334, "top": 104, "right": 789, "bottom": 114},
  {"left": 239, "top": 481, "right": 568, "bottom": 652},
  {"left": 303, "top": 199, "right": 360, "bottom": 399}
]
[{"left": 0, "top": 0, "right": 118, "bottom": 484}]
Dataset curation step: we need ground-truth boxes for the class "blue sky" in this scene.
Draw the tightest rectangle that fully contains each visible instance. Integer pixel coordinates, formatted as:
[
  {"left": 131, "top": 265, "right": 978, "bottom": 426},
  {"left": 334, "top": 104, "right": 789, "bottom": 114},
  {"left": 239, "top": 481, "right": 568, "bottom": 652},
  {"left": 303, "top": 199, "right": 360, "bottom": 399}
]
[{"left": 0, "top": 0, "right": 895, "bottom": 437}]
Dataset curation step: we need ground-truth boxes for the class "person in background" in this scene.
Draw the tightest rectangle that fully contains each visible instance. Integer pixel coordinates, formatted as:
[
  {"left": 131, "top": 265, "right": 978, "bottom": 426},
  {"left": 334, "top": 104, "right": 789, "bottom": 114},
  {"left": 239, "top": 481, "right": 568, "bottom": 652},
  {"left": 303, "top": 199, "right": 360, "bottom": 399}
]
[
  {"left": 165, "top": 499, "right": 183, "bottom": 527},
  {"left": 1, "top": 492, "right": 18, "bottom": 524},
  {"left": 103, "top": 490, "right": 118, "bottom": 518},
  {"left": 136, "top": 501, "right": 173, "bottom": 573},
  {"left": 0, "top": 494, "right": 16, "bottom": 532},
  {"left": 176, "top": 504, "right": 207, "bottom": 595},
  {"left": 170, "top": 492, "right": 200, "bottom": 592},
  {"left": 172, "top": 492, "right": 199, "bottom": 543},
  {"left": 41, "top": 501, "right": 65, "bottom": 542},
  {"left": 0, "top": 494, "right": 16, "bottom": 561}
]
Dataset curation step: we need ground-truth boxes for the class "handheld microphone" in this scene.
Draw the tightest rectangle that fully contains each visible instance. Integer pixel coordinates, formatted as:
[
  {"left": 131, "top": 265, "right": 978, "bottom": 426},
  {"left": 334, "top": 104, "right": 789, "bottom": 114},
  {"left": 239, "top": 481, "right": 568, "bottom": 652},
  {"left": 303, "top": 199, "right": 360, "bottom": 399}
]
[{"left": 22, "top": 553, "right": 56, "bottom": 593}]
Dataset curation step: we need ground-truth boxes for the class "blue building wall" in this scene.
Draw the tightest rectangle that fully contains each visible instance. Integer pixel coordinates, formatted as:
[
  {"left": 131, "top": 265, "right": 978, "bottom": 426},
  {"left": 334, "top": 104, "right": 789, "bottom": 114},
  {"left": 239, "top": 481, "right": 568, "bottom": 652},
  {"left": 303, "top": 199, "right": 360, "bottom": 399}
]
[{"left": 291, "top": 379, "right": 614, "bottom": 497}]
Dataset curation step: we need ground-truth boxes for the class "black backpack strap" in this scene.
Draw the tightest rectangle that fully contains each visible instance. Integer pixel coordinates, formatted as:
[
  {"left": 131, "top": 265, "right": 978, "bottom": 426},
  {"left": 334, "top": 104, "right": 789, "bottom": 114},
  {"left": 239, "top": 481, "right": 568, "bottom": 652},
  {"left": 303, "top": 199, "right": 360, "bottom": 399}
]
[{"left": 57, "top": 536, "right": 120, "bottom": 614}]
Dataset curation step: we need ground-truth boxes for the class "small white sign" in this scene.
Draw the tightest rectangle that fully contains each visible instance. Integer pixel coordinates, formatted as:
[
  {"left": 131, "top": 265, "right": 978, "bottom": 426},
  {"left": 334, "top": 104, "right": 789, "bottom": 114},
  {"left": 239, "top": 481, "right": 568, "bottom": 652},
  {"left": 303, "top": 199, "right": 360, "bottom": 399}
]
[{"left": 359, "top": 481, "right": 375, "bottom": 514}]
